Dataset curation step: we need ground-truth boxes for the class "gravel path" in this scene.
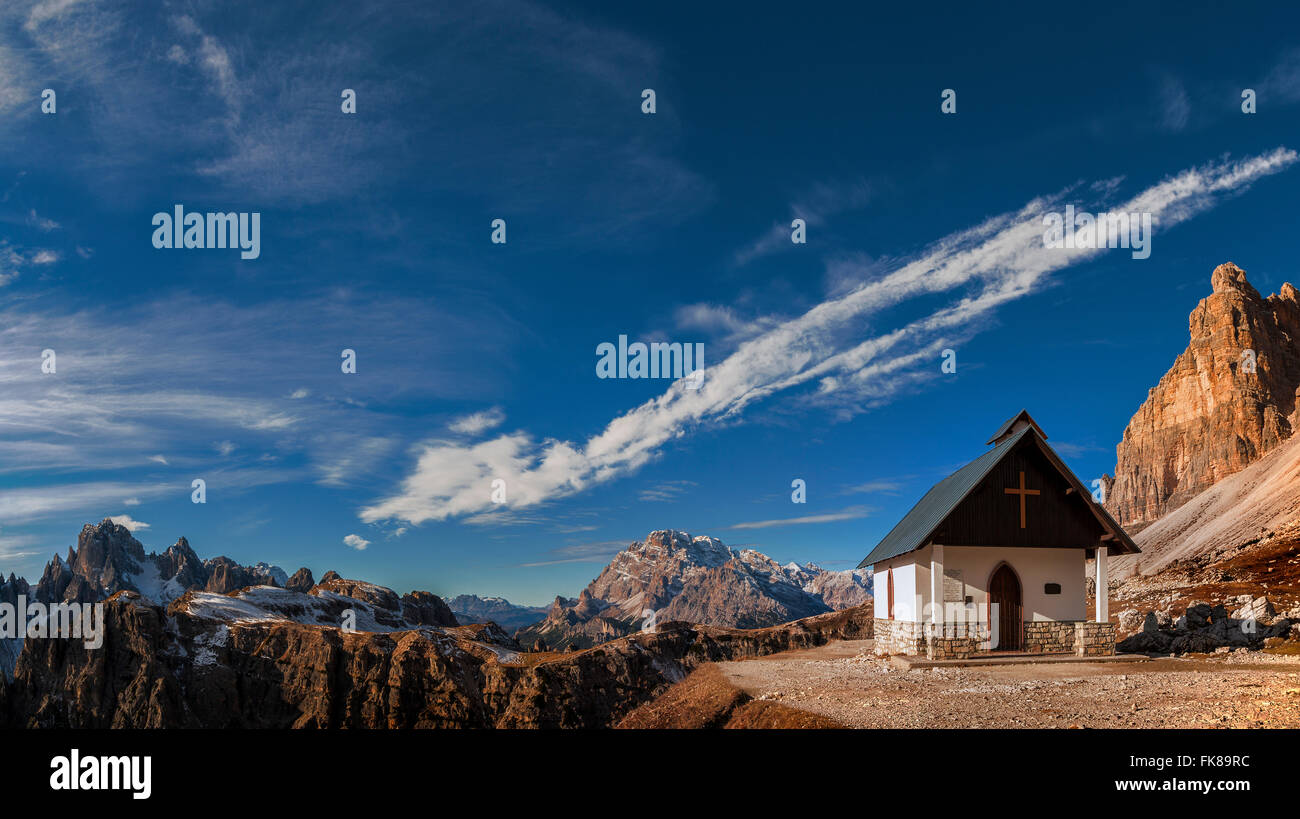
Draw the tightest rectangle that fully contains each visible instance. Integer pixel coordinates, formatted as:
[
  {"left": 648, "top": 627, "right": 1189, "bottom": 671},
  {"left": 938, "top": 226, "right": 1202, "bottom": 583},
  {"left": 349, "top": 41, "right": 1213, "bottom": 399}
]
[{"left": 715, "top": 640, "right": 1300, "bottom": 728}]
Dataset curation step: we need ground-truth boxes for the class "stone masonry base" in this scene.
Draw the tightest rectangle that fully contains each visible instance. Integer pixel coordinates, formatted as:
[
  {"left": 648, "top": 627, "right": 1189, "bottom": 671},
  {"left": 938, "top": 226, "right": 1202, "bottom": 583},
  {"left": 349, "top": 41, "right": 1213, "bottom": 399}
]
[{"left": 874, "top": 618, "right": 1117, "bottom": 658}]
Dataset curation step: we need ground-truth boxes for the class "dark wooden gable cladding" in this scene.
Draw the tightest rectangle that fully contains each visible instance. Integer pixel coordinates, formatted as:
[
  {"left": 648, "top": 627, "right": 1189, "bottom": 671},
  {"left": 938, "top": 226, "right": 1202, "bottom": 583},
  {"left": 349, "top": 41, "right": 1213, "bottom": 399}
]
[{"left": 929, "top": 435, "right": 1102, "bottom": 549}]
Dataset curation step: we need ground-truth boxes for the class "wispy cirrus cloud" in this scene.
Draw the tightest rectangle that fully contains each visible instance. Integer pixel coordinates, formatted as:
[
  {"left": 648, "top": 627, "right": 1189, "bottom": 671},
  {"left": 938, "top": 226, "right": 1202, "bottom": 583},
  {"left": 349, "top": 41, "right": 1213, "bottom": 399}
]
[
  {"left": 0, "top": 0, "right": 710, "bottom": 233},
  {"left": 840, "top": 479, "right": 907, "bottom": 495},
  {"left": 636, "top": 480, "right": 698, "bottom": 503},
  {"left": 0, "top": 288, "right": 516, "bottom": 523},
  {"left": 733, "top": 179, "right": 874, "bottom": 267},
  {"left": 360, "top": 149, "right": 1297, "bottom": 527},
  {"left": 515, "top": 539, "right": 629, "bottom": 567},
  {"left": 726, "top": 506, "right": 871, "bottom": 530}
]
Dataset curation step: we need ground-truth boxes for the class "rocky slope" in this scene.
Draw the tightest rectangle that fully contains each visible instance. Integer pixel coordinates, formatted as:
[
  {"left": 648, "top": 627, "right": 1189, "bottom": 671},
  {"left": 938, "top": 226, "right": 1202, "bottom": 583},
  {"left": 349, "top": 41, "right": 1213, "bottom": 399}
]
[
  {"left": 1104, "top": 262, "right": 1300, "bottom": 532},
  {"left": 515, "top": 530, "right": 871, "bottom": 651},
  {"left": 447, "top": 594, "right": 549, "bottom": 633}
]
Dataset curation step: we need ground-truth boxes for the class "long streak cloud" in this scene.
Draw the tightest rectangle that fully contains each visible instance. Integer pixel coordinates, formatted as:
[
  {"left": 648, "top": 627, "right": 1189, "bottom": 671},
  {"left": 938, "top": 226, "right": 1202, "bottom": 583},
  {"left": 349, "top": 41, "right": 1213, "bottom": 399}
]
[{"left": 360, "top": 148, "right": 1298, "bottom": 525}]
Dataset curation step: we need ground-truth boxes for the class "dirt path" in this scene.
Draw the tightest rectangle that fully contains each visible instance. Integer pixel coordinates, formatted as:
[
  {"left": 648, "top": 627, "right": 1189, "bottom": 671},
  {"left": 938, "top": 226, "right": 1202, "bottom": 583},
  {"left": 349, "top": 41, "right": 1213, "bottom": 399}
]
[{"left": 715, "top": 640, "right": 1300, "bottom": 728}]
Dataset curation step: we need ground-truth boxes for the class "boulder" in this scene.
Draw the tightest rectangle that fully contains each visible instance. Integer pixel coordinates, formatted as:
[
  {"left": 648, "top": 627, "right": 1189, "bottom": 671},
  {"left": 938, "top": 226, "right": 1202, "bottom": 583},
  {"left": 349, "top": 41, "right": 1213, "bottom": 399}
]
[
  {"left": 1184, "top": 602, "right": 1212, "bottom": 628},
  {"left": 1231, "top": 596, "right": 1276, "bottom": 624},
  {"left": 1142, "top": 611, "right": 1159, "bottom": 633}
]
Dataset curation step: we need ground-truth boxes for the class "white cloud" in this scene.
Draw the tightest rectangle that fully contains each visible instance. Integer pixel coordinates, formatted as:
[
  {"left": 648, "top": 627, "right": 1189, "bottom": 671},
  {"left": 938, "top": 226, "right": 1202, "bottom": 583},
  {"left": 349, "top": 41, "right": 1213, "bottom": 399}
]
[
  {"left": 361, "top": 149, "right": 1297, "bottom": 527},
  {"left": 28, "top": 209, "right": 59, "bottom": 231},
  {"left": 171, "top": 15, "right": 239, "bottom": 119},
  {"left": 449, "top": 407, "right": 506, "bottom": 436},
  {"left": 343, "top": 534, "right": 370, "bottom": 551},
  {"left": 108, "top": 514, "right": 150, "bottom": 532},
  {"left": 0, "top": 531, "right": 44, "bottom": 565},
  {"left": 727, "top": 506, "right": 870, "bottom": 530},
  {"left": 123, "top": 497, "right": 140, "bottom": 506}
]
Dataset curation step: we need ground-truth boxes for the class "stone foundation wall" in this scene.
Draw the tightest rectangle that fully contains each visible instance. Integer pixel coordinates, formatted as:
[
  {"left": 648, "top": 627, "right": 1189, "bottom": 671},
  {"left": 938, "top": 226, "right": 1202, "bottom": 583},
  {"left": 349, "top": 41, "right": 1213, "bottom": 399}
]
[
  {"left": 873, "top": 619, "right": 926, "bottom": 656},
  {"left": 927, "top": 636, "right": 976, "bottom": 660},
  {"left": 873, "top": 619, "right": 1117, "bottom": 657},
  {"left": 1075, "top": 621, "right": 1116, "bottom": 656},
  {"left": 1024, "top": 621, "right": 1076, "bottom": 654}
]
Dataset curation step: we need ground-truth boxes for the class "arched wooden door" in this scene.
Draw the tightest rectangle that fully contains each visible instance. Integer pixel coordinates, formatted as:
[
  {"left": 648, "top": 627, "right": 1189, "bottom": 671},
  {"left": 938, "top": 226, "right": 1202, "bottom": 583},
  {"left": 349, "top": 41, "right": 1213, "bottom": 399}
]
[
  {"left": 886, "top": 568, "right": 894, "bottom": 620},
  {"left": 988, "top": 563, "right": 1022, "bottom": 650}
]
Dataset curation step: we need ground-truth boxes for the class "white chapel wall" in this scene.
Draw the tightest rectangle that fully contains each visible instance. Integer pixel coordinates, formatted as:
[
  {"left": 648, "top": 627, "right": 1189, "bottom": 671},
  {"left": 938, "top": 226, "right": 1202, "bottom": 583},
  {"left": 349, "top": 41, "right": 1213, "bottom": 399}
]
[{"left": 939, "top": 545, "right": 1086, "bottom": 621}]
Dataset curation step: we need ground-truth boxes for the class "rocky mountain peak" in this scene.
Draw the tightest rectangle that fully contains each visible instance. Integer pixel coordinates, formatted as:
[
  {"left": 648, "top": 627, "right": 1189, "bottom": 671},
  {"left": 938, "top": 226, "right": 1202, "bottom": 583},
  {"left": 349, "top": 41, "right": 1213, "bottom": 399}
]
[
  {"left": 1209, "top": 261, "right": 1259, "bottom": 297},
  {"left": 1106, "top": 262, "right": 1300, "bottom": 530},
  {"left": 286, "top": 567, "right": 315, "bottom": 593},
  {"left": 73, "top": 518, "right": 146, "bottom": 585}
]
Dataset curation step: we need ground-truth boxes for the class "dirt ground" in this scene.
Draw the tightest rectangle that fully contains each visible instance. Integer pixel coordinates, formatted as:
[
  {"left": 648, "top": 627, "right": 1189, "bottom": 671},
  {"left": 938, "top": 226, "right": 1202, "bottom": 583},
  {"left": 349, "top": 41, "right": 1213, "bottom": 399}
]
[{"left": 714, "top": 640, "right": 1300, "bottom": 728}]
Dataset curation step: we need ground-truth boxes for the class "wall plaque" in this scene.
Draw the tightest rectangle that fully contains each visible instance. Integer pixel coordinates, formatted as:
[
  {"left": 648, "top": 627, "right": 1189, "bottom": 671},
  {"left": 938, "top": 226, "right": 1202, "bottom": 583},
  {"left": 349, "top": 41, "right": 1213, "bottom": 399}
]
[{"left": 943, "top": 568, "right": 964, "bottom": 602}]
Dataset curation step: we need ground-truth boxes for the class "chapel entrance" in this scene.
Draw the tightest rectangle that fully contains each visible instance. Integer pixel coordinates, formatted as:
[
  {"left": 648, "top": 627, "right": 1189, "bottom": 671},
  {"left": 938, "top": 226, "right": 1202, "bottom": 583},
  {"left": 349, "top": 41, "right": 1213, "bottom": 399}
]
[{"left": 988, "top": 563, "right": 1022, "bottom": 651}]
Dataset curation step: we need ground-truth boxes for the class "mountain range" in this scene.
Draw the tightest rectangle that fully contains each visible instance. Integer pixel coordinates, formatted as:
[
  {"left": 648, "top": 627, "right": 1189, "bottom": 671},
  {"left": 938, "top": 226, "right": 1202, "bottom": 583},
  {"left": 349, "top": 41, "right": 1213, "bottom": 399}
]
[
  {"left": 446, "top": 595, "right": 549, "bottom": 634},
  {"left": 0, "top": 521, "right": 873, "bottom": 727}
]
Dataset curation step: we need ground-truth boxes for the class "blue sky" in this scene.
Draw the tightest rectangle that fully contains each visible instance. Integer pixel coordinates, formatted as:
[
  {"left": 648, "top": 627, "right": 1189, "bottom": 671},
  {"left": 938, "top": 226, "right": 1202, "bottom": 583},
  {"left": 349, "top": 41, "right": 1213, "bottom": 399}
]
[{"left": 2, "top": 1, "right": 1300, "bottom": 605}]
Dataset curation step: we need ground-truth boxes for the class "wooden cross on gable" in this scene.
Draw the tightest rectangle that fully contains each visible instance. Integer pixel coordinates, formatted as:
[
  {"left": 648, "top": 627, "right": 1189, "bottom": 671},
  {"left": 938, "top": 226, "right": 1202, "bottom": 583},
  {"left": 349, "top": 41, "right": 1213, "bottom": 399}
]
[{"left": 1004, "top": 470, "right": 1039, "bottom": 529}]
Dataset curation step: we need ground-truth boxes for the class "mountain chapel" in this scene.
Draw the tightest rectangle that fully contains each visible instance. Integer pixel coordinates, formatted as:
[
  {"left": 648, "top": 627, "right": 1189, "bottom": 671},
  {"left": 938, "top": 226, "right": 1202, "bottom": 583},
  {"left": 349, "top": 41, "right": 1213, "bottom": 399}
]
[{"left": 859, "top": 411, "right": 1139, "bottom": 659}]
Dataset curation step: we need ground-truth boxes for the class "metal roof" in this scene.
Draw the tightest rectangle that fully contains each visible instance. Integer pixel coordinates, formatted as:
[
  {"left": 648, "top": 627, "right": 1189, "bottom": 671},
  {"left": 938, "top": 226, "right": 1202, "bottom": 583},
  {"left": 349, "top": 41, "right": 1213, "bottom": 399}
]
[
  {"left": 858, "top": 423, "right": 1139, "bottom": 568},
  {"left": 858, "top": 426, "right": 1031, "bottom": 568}
]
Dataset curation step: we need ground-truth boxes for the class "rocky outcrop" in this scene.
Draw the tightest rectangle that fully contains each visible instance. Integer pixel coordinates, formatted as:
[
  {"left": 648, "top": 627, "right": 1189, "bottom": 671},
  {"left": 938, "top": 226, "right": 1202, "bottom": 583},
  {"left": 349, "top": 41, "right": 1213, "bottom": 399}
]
[
  {"left": 515, "top": 530, "right": 871, "bottom": 651},
  {"left": 5, "top": 585, "right": 873, "bottom": 728},
  {"left": 1105, "top": 263, "right": 1300, "bottom": 531},
  {"left": 203, "top": 556, "right": 260, "bottom": 594},
  {"left": 400, "top": 590, "right": 459, "bottom": 627}
]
